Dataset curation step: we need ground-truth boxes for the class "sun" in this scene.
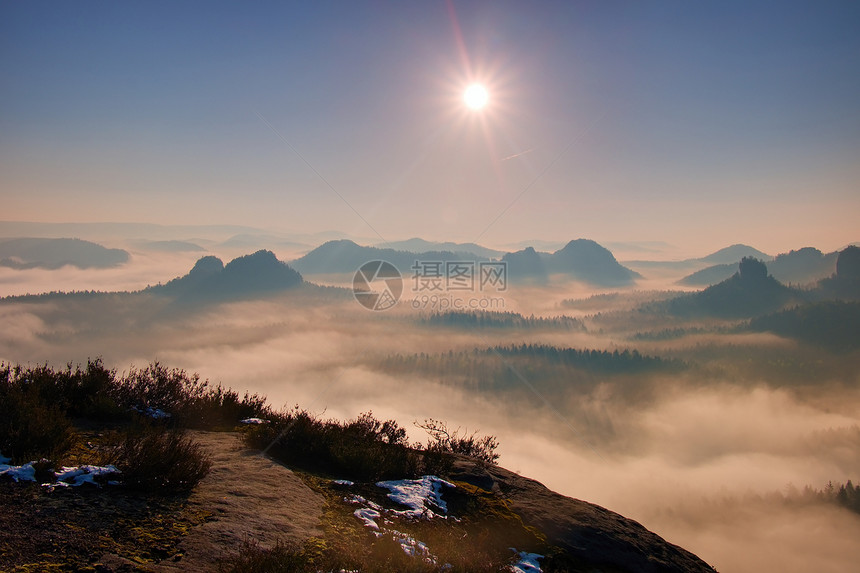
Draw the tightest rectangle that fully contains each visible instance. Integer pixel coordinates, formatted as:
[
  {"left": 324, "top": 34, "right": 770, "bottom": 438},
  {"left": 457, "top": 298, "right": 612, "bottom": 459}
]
[{"left": 463, "top": 83, "right": 489, "bottom": 110}]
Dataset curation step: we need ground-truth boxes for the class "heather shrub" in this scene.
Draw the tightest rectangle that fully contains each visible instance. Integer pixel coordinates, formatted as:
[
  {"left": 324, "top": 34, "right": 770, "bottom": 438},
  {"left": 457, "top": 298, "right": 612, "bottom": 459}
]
[
  {"left": 416, "top": 418, "right": 500, "bottom": 465},
  {"left": 116, "top": 363, "right": 269, "bottom": 428},
  {"left": 0, "top": 362, "right": 75, "bottom": 463},
  {"left": 182, "top": 383, "right": 270, "bottom": 429},
  {"left": 98, "top": 423, "right": 211, "bottom": 493},
  {"left": 116, "top": 362, "right": 208, "bottom": 418},
  {"left": 246, "top": 409, "right": 419, "bottom": 481}
]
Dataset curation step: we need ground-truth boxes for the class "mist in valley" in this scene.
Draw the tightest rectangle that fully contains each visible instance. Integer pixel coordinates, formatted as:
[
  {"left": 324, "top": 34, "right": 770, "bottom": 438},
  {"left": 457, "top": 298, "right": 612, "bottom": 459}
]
[{"left": 2, "top": 251, "right": 859, "bottom": 573}]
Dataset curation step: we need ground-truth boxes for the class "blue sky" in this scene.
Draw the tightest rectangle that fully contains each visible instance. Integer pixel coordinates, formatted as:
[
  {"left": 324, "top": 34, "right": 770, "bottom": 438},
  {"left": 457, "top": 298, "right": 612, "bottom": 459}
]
[{"left": 2, "top": 1, "right": 858, "bottom": 253}]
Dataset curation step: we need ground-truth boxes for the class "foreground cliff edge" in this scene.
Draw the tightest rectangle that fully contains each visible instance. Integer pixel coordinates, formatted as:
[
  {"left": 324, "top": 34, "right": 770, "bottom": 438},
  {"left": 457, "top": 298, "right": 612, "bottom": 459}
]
[
  {"left": 1, "top": 360, "right": 716, "bottom": 571},
  {"left": 2, "top": 430, "right": 715, "bottom": 572},
  {"left": 446, "top": 455, "right": 714, "bottom": 573},
  {"left": 150, "top": 431, "right": 718, "bottom": 572}
]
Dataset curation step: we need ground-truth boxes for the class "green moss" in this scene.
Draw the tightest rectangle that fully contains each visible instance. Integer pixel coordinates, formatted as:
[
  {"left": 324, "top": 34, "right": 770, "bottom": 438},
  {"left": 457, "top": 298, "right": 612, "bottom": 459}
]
[{"left": 0, "top": 481, "right": 210, "bottom": 571}]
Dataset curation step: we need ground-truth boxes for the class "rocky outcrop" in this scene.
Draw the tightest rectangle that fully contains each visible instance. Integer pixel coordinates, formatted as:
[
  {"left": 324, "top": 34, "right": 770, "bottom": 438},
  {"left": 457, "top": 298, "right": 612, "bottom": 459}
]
[{"left": 449, "top": 456, "right": 715, "bottom": 572}]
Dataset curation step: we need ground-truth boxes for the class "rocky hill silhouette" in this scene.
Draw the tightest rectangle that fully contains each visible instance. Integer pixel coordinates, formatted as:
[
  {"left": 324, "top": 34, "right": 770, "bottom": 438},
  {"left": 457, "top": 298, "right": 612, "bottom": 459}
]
[
  {"left": 152, "top": 250, "right": 303, "bottom": 303},
  {"left": 503, "top": 240, "right": 639, "bottom": 286},
  {"left": 665, "top": 258, "right": 803, "bottom": 318},
  {"left": 813, "top": 245, "right": 860, "bottom": 301},
  {"left": 502, "top": 246, "right": 549, "bottom": 284},
  {"left": 836, "top": 245, "right": 860, "bottom": 280},
  {"left": 0, "top": 237, "right": 129, "bottom": 269},
  {"left": 547, "top": 239, "right": 640, "bottom": 285}
]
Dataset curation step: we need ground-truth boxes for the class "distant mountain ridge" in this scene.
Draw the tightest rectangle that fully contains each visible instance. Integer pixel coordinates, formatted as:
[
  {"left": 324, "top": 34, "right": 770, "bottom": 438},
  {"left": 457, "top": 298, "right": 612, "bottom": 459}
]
[
  {"left": 130, "top": 240, "right": 206, "bottom": 253},
  {"left": 623, "top": 243, "right": 771, "bottom": 275},
  {"left": 291, "top": 238, "right": 639, "bottom": 286},
  {"left": 0, "top": 237, "right": 129, "bottom": 269},
  {"left": 376, "top": 238, "right": 504, "bottom": 259},
  {"left": 680, "top": 247, "right": 839, "bottom": 286},
  {"left": 290, "top": 239, "right": 490, "bottom": 276},
  {"left": 217, "top": 234, "right": 310, "bottom": 252}
]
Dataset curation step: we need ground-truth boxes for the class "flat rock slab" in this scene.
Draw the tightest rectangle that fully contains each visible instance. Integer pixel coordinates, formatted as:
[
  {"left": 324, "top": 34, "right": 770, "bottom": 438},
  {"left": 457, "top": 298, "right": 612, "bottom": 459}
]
[{"left": 151, "top": 431, "right": 323, "bottom": 572}]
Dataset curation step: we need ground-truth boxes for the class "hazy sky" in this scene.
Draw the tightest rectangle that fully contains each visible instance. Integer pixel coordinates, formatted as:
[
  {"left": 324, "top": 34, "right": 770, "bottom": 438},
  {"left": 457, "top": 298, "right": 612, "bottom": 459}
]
[{"left": 2, "top": 1, "right": 858, "bottom": 253}]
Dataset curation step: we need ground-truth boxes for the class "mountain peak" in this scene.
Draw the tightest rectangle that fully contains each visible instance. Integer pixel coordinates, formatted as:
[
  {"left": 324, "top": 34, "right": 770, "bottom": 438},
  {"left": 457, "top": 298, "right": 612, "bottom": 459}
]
[
  {"left": 738, "top": 256, "right": 768, "bottom": 282},
  {"left": 558, "top": 238, "right": 605, "bottom": 250},
  {"left": 700, "top": 244, "right": 770, "bottom": 264},
  {"left": 189, "top": 255, "right": 224, "bottom": 276},
  {"left": 549, "top": 239, "right": 638, "bottom": 285},
  {"left": 837, "top": 245, "right": 860, "bottom": 281}
]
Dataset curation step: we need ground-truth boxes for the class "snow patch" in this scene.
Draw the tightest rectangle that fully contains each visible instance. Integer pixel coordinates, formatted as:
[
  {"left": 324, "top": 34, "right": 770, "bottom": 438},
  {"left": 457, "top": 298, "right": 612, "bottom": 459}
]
[
  {"left": 240, "top": 417, "right": 269, "bottom": 424},
  {"left": 332, "top": 479, "right": 354, "bottom": 486},
  {"left": 509, "top": 550, "right": 543, "bottom": 572},
  {"left": 345, "top": 494, "right": 383, "bottom": 512},
  {"left": 345, "top": 475, "right": 457, "bottom": 565},
  {"left": 354, "top": 507, "right": 381, "bottom": 531},
  {"left": 0, "top": 452, "right": 120, "bottom": 488},
  {"left": 390, "top": 529, "right": 432, "bottom": 560},
  {"left": 54, "top": 464, "right": 121, "bottom": 487},
  {"left": 132, "top": 406, "right": 172, "bottom": 419},
  {"left": 375, "top": 475, "right": 455, "bottom": 519},
  {"left": 0, "top": 460, "right": 36, "bottom": 482}
]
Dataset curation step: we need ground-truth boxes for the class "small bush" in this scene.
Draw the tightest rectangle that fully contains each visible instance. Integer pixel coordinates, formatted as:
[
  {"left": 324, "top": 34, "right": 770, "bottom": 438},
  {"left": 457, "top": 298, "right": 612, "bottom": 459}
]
[
  {"left": 117, "top": 363, "right": 270, "bottom": 428},
  {"left": 55, "top": 358, "right": 125, "bottom": 420},
  {"left": 416, "top": 419, "right": 500, "bottom": 465},
  {"left": 5, "top": 359, "right": 125, "bottom": 422},
  {"left": 420, "top": 447, "right": 455, "bottom": 477},
  {"left": 247, "top": 410, "right": 501, "bottom": 481},
  {"left": 98, "top": 424, "right": 211, "bottom": 493},
  {"left": 0, "top": 363, "right": 75, "bottom": 463},
  {"left": 246, "top": 409, "right": 420, "bottom": 481},
  {"left": 182, "top": 383, "right": 270, "bottom": 429},
  {"left": 117, "top": 362, "right": 208, "bottom": 417}
]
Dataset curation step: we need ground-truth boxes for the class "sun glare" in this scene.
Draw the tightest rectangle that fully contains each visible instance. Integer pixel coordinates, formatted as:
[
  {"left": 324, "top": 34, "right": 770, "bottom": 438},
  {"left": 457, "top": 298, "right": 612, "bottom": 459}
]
[{"left": 464, "top": 83, "right": 489, "bottom": 110}]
